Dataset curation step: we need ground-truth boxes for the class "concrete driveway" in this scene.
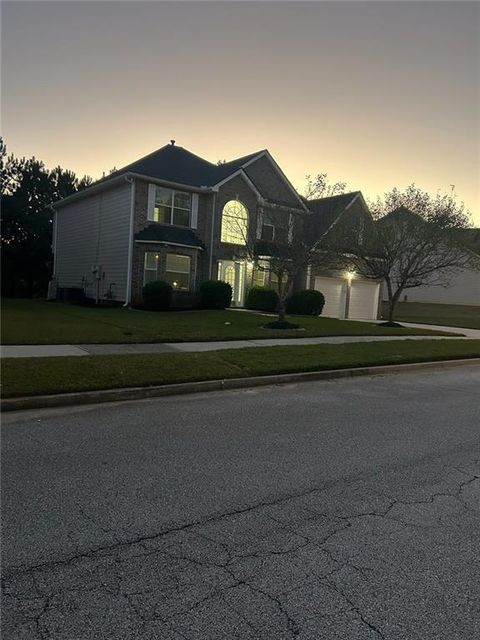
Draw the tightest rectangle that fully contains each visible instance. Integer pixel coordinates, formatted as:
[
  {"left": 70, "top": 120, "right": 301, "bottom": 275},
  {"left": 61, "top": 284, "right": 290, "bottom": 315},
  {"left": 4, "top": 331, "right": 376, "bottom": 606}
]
[{"left": 2, "top": 366, "right": 479, "bottom": 639}]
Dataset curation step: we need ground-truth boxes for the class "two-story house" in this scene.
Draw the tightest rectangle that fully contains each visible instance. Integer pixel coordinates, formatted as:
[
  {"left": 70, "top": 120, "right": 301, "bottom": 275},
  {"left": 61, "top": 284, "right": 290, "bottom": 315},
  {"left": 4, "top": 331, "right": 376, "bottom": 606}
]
[
  {"left": 50, "top": 142, "right": 382, "bottom": 318},
  {"left": 50, "top": 141, "right": 308, "bottom": 308}
]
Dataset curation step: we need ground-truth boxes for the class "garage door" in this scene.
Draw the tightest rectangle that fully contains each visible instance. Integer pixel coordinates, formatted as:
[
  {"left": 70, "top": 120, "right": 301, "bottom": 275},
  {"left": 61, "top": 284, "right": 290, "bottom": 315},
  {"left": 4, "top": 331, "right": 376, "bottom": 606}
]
[
  {"left": 349, "top": 280, "right": 380, "bottom": 320},
  {"left": 314, "top": 277, "right": 346, "bottom": 318}
]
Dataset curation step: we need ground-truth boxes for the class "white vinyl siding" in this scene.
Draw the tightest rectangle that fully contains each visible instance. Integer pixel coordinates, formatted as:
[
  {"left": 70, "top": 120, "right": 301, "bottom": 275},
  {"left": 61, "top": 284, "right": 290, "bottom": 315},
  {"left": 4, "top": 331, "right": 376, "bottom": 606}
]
[
  {"left": 314, "top": 277, "right": 346, "bottom": 318},
  {"left": 349, "top": 281, "right": 380, "bottom": 319},
  {"left": 386, "top": 268, "right": 480, "bottom": 306},
  {"left": 54, "top": 182, "right": 131, "bottom": 302}
]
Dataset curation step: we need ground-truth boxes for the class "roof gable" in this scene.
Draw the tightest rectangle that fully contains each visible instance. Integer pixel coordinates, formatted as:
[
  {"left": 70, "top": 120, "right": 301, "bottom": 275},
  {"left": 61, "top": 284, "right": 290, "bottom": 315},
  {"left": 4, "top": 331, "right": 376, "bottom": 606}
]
[{"left": 307, "top": 191, "right": 362, "bottom": 236}]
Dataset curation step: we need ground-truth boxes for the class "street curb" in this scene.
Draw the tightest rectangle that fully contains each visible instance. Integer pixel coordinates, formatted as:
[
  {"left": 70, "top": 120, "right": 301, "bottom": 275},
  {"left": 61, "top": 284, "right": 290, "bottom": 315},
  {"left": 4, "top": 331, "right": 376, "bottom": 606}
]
[{"left": 2, "top": 357, "right": 479, "bottom": 413}]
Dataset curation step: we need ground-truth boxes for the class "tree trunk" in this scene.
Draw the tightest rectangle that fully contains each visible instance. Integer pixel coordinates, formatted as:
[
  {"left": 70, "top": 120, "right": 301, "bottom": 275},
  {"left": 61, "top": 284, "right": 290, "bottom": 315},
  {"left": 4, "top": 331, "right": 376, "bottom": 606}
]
[
  {"left": 388, "top": 299, "right": 395, "bottom": 323},
  {"left": 277, "top": 276, "right": 285, "bottom": 322},
  {"left": 386, "top": 280, "right": 403, "bottom": 323}
]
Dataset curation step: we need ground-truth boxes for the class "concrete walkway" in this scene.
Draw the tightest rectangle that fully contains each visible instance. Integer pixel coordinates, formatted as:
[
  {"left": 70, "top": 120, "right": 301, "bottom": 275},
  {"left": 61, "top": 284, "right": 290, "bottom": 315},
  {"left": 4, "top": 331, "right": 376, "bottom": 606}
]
[{"left": 1, "top": 322, "right": 477, "bottom": 359}]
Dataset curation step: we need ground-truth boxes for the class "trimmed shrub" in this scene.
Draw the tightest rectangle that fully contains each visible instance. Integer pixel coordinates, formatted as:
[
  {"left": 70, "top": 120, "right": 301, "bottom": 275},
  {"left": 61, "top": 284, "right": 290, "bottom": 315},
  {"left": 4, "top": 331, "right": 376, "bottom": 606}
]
[
  {"left": 142, "top": 280, "right": 172, "bottom": 311},
  {"left": 200, "top": 280, "right": 232, "bottom": 309},
  {"left": 286, "top": 289, "right": 325, "bottom": 316},
  {"left": 246, "top": 286, "right": 279, "bottom": 312}
]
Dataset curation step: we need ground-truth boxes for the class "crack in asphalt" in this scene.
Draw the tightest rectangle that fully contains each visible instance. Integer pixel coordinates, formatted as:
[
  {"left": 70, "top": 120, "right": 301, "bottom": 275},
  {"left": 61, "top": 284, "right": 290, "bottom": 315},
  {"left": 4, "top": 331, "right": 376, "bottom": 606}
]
[{"left": 3, "top": 462, "right": 479, "bottom": 639}]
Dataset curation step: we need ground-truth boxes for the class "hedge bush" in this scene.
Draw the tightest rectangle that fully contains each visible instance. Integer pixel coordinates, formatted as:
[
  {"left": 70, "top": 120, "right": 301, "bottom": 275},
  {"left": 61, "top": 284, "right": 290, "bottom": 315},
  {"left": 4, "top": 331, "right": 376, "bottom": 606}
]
[
  {"left": 246, "top": 286, "right": 279, "bottom": 312},
  {"left": 286, "top": 289, "right": 325, "bottom": 316},
  {"left": 142, "top": 280, "right": 172, "bottom": 311},
  {"left": 200, "top": 280, "right": 232, "bottom": 309}
]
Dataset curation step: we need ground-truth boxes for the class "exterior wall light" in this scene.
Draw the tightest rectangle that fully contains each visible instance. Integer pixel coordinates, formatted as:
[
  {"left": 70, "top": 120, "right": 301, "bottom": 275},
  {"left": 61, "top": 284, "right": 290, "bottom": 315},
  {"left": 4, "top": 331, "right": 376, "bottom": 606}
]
[{"left": 345, "top": 271, "right": 355, "bottom": 282}]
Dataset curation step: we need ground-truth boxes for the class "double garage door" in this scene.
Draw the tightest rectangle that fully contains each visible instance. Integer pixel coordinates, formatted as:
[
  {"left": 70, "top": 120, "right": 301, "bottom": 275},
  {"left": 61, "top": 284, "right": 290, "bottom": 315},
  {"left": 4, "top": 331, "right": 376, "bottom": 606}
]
[{"left": 314, "top": 276, "right": 380, "bottom": 320}]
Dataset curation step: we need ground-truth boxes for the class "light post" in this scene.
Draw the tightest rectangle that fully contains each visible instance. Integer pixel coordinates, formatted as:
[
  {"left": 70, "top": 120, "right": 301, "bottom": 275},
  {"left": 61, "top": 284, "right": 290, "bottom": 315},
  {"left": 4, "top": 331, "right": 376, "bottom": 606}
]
[{"left": 344, "top": 270, "right": 355, "bottom": 318}]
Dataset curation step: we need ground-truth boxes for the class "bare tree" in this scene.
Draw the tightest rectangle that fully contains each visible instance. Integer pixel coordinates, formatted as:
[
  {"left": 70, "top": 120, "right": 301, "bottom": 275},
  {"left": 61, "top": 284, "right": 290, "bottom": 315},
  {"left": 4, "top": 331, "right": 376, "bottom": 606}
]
[
  {"left": 344, "top": 185, "right": 478, "bottom": 323},
  {"left": 224, "top": 209, "right": 334, "bottom": 323},
  {"left": 304, "top": 173, "right": 347, "bottom": 199}
]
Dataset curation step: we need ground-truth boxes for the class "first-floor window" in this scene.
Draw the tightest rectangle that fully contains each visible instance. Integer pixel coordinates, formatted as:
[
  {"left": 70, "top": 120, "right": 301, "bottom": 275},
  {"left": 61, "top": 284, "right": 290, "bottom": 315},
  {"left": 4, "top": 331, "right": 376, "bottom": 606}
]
[
  {"left": 270, "top": 270, "right": 288, "bottom": 289},
  {"left": 253, "top": 259, "right": 269, "bottom": 287},
  {"left": 144, "top": 252, "right": 159, "bottom": 284},
  {"left": 165, "top": 253, "right": 191, "bottom": 290}
]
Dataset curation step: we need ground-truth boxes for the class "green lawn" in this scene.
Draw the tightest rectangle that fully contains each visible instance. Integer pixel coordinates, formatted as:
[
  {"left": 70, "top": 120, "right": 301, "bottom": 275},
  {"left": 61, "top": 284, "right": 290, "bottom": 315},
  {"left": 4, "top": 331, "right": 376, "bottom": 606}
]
[
  {"left": 383, "top": 302, "right": 480, "bottom": 330},
  {"left": 1, "top": 299, "right": 451, "bottom": 345},
  {"left": 2, "top": 340, "right": 479, "bottom": 398}
]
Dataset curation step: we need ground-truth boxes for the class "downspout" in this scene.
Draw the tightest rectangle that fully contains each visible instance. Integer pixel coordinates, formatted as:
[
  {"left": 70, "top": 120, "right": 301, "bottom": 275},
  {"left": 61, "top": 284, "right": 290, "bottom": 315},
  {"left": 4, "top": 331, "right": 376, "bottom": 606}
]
[
  {"left": 48, "top": 205, "right": 59, "bottom": 300},
  {"left": 50, "top": 205, "right": 58, "bottom": 277},
  {"left": 306, "top": 265, "right": 312, "bottom": 289},
  {"left": 123, "top": 175, "right": 135, "bottom": 307},
  {"left": 208, "top": 189, "right": 218, "bottom": 279}
]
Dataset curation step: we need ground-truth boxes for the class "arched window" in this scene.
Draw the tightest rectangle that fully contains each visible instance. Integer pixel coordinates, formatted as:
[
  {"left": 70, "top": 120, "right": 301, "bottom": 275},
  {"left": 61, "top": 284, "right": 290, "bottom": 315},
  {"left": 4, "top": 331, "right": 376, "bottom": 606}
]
[{"left": 221, "top": 200, "right": 248, "bottom": 245}]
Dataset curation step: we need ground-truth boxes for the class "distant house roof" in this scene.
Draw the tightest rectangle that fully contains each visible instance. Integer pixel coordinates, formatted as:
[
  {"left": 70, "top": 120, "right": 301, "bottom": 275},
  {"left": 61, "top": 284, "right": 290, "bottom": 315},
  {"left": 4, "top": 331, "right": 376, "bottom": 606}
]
[
  {"left": 459, "top": 228, "right": 480, "bottom": 256},
  {"left": 135, "top": 223, "right": 204, "bottom": 249},
  {"left": 306, "top": 191, "right": 362, "bottom": 236}
]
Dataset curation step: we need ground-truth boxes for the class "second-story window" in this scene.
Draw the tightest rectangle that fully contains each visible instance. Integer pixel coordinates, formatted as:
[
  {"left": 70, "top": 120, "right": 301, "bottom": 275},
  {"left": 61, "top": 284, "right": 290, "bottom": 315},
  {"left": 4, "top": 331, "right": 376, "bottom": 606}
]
[
  {"left": 150, "top": 186, "right": 192, "bottom": 227},
  {"left": 261, "top": 211, "right": 288, "bottom": 244},
  {"left": 221, "top": 200, "right": 248, "bottom": 245}
]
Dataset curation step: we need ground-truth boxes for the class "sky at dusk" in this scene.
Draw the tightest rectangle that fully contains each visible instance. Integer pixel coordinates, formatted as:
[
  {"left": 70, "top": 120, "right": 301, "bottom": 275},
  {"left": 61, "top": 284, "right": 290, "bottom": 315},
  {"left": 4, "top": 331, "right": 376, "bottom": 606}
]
[{"left": 2, "top": 1, "right": 479, "bottom": 223}]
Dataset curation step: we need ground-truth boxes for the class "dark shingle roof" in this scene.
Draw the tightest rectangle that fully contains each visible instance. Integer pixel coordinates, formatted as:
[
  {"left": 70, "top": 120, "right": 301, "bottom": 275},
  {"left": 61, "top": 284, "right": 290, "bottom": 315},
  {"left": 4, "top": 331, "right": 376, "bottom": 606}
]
[
  {"left": 306, "top": 192, "right": 360, "bottom": 236},
  {"left": 110, "top": 144, "right": 218, "bottom": 188},
  {"left": 108, "top": 144, "right": 264, "bottom": 189},
  {"left": 135, "top": 224, "right": 204, "bottom": 248},
  {"left": 214, "top": 151, "right": 265, "bottom": 182}
]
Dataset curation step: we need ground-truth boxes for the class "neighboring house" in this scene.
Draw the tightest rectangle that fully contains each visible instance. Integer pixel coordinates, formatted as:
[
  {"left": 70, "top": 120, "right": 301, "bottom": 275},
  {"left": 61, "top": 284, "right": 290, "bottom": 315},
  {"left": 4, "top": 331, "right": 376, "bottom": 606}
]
[
  {"left": 381, "top": 228, "right": 480, "bottom": 307},
  {"left": 50, "top": 142, "right": 382, "bottom": 319}
]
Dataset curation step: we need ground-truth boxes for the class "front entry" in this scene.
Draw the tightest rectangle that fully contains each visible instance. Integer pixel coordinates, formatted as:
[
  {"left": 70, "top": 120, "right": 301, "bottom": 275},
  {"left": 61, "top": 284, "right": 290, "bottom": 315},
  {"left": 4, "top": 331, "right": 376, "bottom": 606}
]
[{"left": 217, "top": 260, "right": 246, "bottom": 307}]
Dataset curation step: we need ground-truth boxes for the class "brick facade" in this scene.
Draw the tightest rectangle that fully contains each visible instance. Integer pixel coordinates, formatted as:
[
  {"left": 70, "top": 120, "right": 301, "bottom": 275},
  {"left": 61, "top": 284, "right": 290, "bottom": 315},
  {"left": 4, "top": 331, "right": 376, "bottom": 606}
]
[{"left": 130, "top": 157, "right": 305, "bottom": 306}]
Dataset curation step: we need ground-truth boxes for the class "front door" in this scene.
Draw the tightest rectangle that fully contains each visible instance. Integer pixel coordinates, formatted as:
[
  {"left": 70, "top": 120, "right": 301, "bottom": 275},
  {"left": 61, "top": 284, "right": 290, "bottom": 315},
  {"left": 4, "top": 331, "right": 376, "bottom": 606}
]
[{"left": 218, "top": 260, "right": 246, "bottom": 307}]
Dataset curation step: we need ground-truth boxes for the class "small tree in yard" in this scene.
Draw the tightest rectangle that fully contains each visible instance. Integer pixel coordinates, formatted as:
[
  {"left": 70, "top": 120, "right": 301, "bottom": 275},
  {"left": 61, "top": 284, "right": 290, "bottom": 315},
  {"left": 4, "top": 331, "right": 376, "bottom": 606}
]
[
  {"left": 226, "top": 210, "right": 335, "bottom": 324},
  {"left": 344, "top": 185, "right": 478, "bottom": 323}
]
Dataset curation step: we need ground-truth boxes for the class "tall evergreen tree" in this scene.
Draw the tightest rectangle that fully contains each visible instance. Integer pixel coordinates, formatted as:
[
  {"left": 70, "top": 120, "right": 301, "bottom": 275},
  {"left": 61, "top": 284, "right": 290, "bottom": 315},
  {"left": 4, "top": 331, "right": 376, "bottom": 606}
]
[{"left": 1, "top": 139, "right": 92, "bottom": 297}]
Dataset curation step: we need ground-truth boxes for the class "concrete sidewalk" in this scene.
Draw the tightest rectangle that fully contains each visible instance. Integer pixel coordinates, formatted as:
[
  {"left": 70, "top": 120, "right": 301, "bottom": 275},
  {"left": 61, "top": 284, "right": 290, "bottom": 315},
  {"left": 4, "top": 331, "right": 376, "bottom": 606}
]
[{"left": 1, "top": 321, "right": 476, "bottom": 359}]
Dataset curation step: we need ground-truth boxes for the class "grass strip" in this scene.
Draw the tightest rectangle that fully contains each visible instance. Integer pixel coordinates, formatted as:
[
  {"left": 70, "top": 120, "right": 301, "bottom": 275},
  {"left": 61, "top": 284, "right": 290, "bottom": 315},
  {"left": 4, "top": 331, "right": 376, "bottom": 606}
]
[
  {"left": 382, "top": 302, "right": 480, "bottom": 330},
  {"left": 2, "top": 299, "right": 452, "bottom": 344},
  {"left": 2, "top": 340, "right": 479, "bottom": 398}
]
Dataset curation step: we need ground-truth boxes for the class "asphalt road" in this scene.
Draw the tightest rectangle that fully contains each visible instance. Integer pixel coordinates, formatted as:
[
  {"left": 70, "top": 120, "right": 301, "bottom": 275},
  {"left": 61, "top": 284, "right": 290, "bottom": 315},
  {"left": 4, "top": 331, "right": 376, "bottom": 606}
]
[{"left": 2, "top": 366, "right": 480, "bottom": 639}]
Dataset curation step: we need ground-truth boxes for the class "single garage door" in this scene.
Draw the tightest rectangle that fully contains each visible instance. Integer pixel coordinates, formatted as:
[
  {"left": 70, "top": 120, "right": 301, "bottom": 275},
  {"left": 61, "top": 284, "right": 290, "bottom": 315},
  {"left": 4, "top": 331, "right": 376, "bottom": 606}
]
[
  {"left": 349, "top": 280, "right": 380, "bottom": 320},
  {"left": 314, "top": 277, "right": 346, "bottom": 318}
]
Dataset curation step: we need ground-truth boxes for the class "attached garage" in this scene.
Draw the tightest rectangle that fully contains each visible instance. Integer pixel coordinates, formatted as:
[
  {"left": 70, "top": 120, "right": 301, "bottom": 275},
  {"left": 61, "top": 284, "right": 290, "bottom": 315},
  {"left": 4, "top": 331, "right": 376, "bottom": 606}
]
[
  {"left": 313, "top": 275, "right": 380, "bottom": 320},
  {"left": 349, "top": 280, "right": 380, "bottom": 320},
  {"left": 314, "top": 276, "right": 346, "bottom": 318}
]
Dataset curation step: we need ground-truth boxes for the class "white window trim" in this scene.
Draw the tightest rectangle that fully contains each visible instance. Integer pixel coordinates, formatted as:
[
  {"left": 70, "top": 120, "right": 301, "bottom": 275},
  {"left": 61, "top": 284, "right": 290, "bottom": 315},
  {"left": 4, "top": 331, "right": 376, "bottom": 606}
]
[{"left": 147, "top": 184, "right": 192, "bottom": 227}]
